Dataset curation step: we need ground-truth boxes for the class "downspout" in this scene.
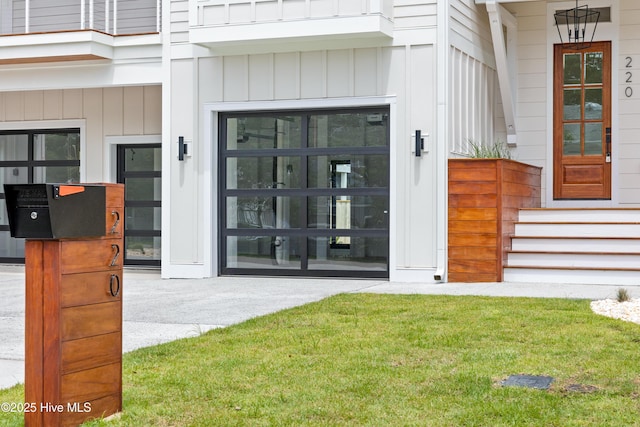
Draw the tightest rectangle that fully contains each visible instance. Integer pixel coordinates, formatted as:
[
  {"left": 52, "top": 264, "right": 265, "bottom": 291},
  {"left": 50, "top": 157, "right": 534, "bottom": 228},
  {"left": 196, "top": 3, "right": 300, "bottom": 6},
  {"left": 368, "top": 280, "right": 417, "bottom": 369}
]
[{"left": 434, "top": 0, "right": 449, "bottom": 282}]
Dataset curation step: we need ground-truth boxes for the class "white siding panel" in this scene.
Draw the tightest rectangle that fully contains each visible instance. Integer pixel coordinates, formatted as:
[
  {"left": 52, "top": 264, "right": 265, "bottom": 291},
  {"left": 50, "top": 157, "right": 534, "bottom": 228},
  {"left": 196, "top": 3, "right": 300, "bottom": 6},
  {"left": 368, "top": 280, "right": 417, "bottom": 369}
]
[
  {"left": 274, "top": 52, "right": 300, "bottom": 100},
  {"left": 5, "top": 92, "right": 23, "bottom": 121},
  {"left": 223, "top": 56, "right": 249, "bottom": 101},
  {"left": 83, "top": 88, "right": 104, "bottom": 181},
  {"left": 143, "top": 86, "right": 162, "bottom": 134},
  {"left": 43, "top": 91, "right": 63, "bottom": 120},
  {"left": 300, "top": 51, "right": 326, "bottom": 99},
  {"left": 103, "top": 88, "right": 124, "bottom": 136},
  {"left": 354, "top": 48, "right": 378, "bottom": 97},
  {"left": 249, "top": 54, "right": 274, "bottom": 101},
  {"left": 327, "top": 50, "right": 352, "bottom": 98}
]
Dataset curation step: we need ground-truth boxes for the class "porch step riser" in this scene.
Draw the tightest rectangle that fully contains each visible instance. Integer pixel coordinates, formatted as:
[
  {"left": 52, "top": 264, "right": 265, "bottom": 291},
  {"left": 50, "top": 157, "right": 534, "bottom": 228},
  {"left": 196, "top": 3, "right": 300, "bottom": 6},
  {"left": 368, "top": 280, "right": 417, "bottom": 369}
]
[
  {"left": 507, "top": 252, "right": 640, "bottom": 269},
  {"left": 504, "top": 268, "right": 640, "bottom": 286},
  {"left": 511, "top": 238, "right": 640, "bottom": 253},
  {"left": 505, "top": 208, "right": 640, "bottom": 284},
  {"left": 519, "top": 209, "right": 640, "bottom": 223},
  {"left": 514, "top": 223, "right": 640, "bottom": 238}
]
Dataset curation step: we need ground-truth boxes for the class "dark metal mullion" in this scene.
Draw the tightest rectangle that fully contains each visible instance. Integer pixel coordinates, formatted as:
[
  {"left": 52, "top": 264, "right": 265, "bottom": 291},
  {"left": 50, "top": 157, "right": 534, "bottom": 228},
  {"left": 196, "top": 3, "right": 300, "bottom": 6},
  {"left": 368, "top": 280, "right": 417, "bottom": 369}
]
[
  {"left": 300, "top": 117, "right": 310, "bottom": 271},
  {"left": 125, "top": 230, "right": 161, "bottom": 237},
  {"left": 224, "top": 146, "right": 388, "bottom": 158}
]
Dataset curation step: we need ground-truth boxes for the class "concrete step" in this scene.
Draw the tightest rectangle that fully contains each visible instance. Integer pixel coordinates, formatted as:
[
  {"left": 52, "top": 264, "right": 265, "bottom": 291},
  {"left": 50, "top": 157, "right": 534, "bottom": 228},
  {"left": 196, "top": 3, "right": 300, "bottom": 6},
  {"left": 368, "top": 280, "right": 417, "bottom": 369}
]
[
  {"left": 511, "top": 237, "right": 640, "bottom": 253},
  {"left": 507, "top": 251, "right": 640, "bottom": 269},
  {"left": 518, "top": 208, "right": 640, "bottom": 223},
  {"left": 514, "top": 222, "right": 640, "bottom": 238},
  {"left": 503, "top": 267, "right": 640, "bottom": 286}
]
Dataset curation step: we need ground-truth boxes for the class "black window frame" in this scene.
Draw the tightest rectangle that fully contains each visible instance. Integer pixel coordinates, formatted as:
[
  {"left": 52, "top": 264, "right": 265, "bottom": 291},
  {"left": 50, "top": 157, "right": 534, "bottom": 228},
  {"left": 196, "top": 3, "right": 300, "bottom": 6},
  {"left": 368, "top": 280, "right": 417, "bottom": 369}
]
[{"left": 219, "top": 106, "right": 390, "bottom": 278}]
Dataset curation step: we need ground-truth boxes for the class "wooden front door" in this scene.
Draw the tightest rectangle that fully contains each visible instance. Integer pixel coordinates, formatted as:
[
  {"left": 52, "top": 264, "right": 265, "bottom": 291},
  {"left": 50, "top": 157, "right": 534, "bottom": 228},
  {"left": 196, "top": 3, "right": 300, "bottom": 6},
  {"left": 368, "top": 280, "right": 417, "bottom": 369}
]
[{"left": 553, "top": 42, "right": 611, "bottom": 199}]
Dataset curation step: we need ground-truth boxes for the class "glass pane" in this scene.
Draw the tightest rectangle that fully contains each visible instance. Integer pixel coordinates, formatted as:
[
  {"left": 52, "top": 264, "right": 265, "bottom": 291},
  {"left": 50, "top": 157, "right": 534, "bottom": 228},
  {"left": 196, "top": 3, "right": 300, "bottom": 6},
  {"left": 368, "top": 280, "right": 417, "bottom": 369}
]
[
  {"left": 308, "top": 112, "right": 388, "bottom": 148},
  {"left": 0, "top": 230, "right": 25, "bottom": 258},
  {"left": 308, "top": 196, "right": 388, "bottom": 229},
  {"left": 227, "top": 196, "right": 301, "bottom": 229},
  {"left": 585, "top": 123, "right": 603, "bottom": 155},
  {"left": 33, "top": 166, "right": 80, "bottom": 183},
  {"left": 0, "top": 167, "right": 28, "bottom": 187},
  {"left": 33, "top": 132, "right": 80, "bottom": 161},
  {"left": 125, "top": 236, "right": 161, "bottom": 261},
  {"left": 584, "top": 88, "right": 603, "bottom": 120},
  {"left": 0, "top": 134, "right": 28, "bottom": 160},
  {"left": 125, "top": 147, "right": 161, "bottom": 172},
  {"left": 563, "top": 53, "right": 581, "bottom": 84},
  {"left": 307, "top": 155, "right": 388, "bottom": 188},
  {"left": 125, "top": 177, "right": 161, "bottom": 201},
  {"left": 307, "top": 236, "right": 388, "bottom": 271},
  {"left": 226, "top": 236, "right": 302, "bottom": 269},
  {"left": 226, "top": 116, "right": 302, "bottom": 150},
  {"left": 563, "top": 89, "right": 581, "bottom": 120},
  {"left": 227, "top": 156, "right": 300, "bottom": 190},
  {"left": 585, "top": 52, "right": 603, "bottom": 84},
  {"left": 563, "top": 124, "right": 581, "bottom": 155},
  {"left": 125, "top": 207, "right": 161, "bottom": 231}
]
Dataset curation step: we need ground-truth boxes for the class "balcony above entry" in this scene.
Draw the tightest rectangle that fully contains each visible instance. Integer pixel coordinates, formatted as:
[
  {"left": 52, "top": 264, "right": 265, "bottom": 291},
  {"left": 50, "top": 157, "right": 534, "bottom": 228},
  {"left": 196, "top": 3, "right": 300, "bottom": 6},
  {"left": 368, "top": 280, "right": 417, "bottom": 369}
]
[{"left": 189, "top": 0, "right": 394, "bottom": 54}]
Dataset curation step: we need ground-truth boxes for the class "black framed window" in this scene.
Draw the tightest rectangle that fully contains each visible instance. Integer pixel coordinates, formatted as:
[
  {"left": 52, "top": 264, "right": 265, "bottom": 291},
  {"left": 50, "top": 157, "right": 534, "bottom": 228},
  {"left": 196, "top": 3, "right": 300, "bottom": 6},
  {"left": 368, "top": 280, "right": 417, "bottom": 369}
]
[
  {"left": 116, "top": 144, "right": 161, "bottom": 266},
  {"left": 220, "top": 107, "right": 390, "bottom": 278},
  {"left": 0, "top": 128, "right": 80, "bottom": 262}
]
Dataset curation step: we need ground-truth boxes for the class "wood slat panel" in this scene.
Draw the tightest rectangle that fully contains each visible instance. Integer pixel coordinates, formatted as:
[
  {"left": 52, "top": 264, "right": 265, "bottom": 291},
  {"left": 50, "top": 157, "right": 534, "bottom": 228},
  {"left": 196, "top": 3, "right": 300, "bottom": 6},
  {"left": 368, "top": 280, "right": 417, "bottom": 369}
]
[
  {"left": 60, "top": 239, "right": 123, "bottom": 274},
  {"left": 61, "top": 363, "right": 121, "bottom": 403},
  {"left": 61, "top": 394, "right": 121, "bottom": 427},
  {"left": 62, "top": 333, "right": 121, "bottom": 374},
  {"left": 61, "top": 271, "right": 122, "bottom": 308},
  {"left": 62, "top": 302, "right": 122, "bottom": 341}
]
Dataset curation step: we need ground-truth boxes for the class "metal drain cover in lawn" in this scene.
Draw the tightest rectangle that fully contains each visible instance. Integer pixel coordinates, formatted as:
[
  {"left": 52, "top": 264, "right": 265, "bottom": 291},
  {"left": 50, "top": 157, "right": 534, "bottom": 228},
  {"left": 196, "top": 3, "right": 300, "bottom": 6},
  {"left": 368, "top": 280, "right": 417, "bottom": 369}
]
[{"left": 502, "top": 375, "right": 554, "bottom": 390}]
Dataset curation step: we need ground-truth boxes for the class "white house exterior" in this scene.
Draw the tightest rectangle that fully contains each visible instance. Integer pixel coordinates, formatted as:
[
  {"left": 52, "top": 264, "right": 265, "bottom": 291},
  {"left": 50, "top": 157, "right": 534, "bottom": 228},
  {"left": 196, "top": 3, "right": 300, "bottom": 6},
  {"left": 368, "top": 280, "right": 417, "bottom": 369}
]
[{"left": 0, "top": 0, "right": 636, "bottom": 283}]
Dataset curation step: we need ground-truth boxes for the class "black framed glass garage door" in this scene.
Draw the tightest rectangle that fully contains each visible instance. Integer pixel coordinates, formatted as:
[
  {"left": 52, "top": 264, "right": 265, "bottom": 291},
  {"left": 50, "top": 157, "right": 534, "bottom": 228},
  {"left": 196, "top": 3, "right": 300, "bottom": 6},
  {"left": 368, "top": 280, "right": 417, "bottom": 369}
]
[{"left": 220, "top": 107, "right": 389, "bottom": 278}]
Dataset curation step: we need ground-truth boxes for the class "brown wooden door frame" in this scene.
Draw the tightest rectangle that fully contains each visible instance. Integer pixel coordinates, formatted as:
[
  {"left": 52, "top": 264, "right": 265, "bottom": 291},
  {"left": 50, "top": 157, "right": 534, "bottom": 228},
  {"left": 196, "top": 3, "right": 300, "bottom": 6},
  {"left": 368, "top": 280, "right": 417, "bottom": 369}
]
[{"left": 553, "top": 41, "right": 611, "bottom": 200}]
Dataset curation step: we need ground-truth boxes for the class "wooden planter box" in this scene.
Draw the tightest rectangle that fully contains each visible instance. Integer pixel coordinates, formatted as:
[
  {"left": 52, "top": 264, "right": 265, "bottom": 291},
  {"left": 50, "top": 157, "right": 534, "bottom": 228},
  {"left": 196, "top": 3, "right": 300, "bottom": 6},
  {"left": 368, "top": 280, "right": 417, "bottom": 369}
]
[{"left": 448, "top": 159, "right": 541, "bottom": 282}]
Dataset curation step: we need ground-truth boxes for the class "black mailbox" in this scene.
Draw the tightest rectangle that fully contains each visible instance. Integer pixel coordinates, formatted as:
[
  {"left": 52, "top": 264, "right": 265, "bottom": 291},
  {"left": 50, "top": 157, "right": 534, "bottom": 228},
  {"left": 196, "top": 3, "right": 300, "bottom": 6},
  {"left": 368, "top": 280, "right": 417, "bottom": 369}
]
[{"left": 4, "top": 184, "right": 106, "bottom": 239}]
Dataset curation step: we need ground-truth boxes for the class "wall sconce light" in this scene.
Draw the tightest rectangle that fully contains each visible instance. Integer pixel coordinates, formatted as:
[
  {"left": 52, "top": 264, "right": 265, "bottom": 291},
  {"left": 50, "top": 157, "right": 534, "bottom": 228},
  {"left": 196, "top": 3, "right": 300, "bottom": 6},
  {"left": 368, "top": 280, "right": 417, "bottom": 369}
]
[
  {"left": 554, "top": 0, "right": 600, "bottom": 49},
  {"left": 414, "top": 130, "right": 425, "bottom": 157},
  {"left": 178, "top": 136, "right": 189, "bottom": 161}
]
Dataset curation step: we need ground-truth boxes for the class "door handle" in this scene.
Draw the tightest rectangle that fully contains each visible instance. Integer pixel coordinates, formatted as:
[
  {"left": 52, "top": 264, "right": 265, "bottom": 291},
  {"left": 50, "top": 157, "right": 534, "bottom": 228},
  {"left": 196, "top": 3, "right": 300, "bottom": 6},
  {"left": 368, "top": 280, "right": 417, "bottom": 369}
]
[{"left": 606, "top": 127, "right": 611, "bottom": 163}]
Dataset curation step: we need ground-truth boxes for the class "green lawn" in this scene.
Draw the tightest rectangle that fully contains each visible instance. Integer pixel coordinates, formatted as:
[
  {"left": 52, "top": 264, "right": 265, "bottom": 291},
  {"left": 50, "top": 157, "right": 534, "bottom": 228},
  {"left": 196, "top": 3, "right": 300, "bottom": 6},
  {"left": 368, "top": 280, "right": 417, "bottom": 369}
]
[{"left": 2, "top": 294, "right": 640, "bottom": 426}]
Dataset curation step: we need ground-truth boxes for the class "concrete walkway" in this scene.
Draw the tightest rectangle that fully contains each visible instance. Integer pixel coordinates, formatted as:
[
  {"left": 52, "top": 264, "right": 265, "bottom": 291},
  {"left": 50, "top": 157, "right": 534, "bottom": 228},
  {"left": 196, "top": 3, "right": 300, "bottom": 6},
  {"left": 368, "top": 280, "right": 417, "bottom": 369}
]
[{"left": 1, "top": 266, "right": 637, "bottom": 390}]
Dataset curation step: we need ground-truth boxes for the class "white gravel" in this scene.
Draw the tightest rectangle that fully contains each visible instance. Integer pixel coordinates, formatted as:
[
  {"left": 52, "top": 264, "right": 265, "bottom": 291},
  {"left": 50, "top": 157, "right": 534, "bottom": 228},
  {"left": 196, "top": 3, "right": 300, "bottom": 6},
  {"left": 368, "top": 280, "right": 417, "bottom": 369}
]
[{"left": 590, "top": 298, "right": 640, "bottom": 325}]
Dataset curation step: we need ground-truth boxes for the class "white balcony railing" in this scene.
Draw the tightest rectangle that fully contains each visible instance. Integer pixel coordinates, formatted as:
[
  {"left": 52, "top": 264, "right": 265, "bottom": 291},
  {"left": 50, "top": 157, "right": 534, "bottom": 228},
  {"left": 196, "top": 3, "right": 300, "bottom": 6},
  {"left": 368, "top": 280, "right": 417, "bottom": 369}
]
[
  {"left": 2, "top": 0, "right": 161, "bottom": 36},
  {"left": 191, "top": 0, "right": 393, "bottom": 28},
  {"left": 189, "top": 0, "right": 393, "bottom": 49}
]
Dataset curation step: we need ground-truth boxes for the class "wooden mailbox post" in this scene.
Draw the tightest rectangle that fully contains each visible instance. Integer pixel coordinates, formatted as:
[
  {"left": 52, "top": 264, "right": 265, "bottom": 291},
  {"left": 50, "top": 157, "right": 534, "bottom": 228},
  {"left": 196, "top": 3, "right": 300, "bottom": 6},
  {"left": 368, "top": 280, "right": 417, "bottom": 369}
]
[{"left": 5, "top": 183, "right": 124, "bottom": 427}]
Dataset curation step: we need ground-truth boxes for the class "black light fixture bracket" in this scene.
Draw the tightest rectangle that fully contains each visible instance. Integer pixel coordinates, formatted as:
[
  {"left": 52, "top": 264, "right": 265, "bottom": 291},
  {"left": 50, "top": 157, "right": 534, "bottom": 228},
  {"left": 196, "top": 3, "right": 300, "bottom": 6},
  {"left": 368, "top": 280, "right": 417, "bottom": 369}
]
[{"left": 178, "top": 136, "right": 189, "bottom": 161}]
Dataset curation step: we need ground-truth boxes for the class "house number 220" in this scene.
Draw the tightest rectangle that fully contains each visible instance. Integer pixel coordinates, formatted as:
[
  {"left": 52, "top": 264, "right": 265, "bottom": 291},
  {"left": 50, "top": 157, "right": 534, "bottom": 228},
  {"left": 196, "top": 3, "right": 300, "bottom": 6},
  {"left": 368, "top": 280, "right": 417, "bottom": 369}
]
[{"left": 625, "top": 56, "right": 633, "bottom": 98}]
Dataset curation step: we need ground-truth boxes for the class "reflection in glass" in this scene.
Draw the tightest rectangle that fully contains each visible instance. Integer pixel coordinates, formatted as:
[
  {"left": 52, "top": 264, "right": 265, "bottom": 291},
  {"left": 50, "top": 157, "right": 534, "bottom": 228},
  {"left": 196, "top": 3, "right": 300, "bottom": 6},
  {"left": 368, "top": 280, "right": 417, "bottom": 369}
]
[
  {"left": 125, "top": 147, "right": 161, "bottom": 172},
  {"left": 563, "top": 89, "right": 581, "bottom": 120},
  {"left": 227, "top": 157, "right": 300, "bottom": 189},
  {"left": 0, "top": 167, "right": 28, "bottom": 187},
  {"left": 0, "top": 135, "right": 28, "bottom": 161},
  {"left": 584, "top": 123, "right": 603, "bottom": 155},
  {"left": 34, "top": 132, "right": 80, "bottom": 161},
  {"left": 0, "top": 231, "right": 24, "bottom": 258},
  {"left": 585, "top": 52, "right": 603, "bottom": 84},
  {"left": 125, "top": 177, "right": 161, "bottom": 201},
  {"left": 307, "top": 155, "right": 388, "bottom": 188},
  {"left": 308, "top": 196, "right": 388, "bottom": 229},
  {"left": 33, "top": 166, "right": 80, "bottom": 183},
  {"left": 563, "top": 124, "right": 581, "bottom": 155},
  {"left": 227, "top": 196, "right": 300, "bottom": 229},
  {"left": 125, "top": 236, "right": 161, "bottom": 261},
  {"left": 226, "top": 116, "right": 301, "bottom": 150},
  {"left": 308, "top": 112, "right": 388, "bottom": 148},
  {"left": 563, "top": 53, "right": 581, "bottom": 84},
  {"left": 307, "top": 237, "right": 388, "bottom": 271},
  {"left": 584, "top": 88, "right": 603, "bottom": 120},
  {"left": 226, "top": 236, "right": 302, "bottom": 269},
  {"left": 125, "top": 207, "right": 161, "bottom": 231}
]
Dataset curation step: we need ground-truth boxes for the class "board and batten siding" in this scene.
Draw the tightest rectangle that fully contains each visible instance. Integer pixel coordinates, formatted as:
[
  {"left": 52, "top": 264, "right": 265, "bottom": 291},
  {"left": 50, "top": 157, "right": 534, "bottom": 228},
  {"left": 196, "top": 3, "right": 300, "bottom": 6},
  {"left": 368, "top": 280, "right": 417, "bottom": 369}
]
[
  {"left": 618, "top": 0, "right": 640, "bottom": 206},
  {"left": 0, "top": 86, "right": 161, "bottom": 182}
]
